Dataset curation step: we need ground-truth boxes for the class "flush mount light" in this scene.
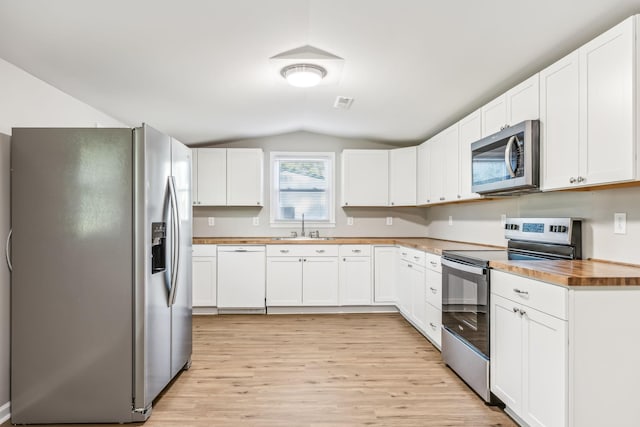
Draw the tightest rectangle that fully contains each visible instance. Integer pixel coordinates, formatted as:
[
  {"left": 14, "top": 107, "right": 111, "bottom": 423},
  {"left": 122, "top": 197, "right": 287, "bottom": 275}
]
[{"left": 280, "top": 63, "right": 327, "bottom": 88}]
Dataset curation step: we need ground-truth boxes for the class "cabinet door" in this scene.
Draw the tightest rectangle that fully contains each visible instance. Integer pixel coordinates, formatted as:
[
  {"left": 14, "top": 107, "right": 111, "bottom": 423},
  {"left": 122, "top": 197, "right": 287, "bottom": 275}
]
[
  {"left": 226, "top": 148, "right": 264, "bottom": 206},
  {"left": 195, "top": 148, "right": 227, "bottom": 205},
  {"left": 580, "top": 17, "right": 635, "bottom": 187},
  {"left": 427, "top": 137, "right": 444, "bottom": 203},
  {"left": 522, "top": 307, "right": 568, "bottom": 427},
  {"left": 491, "top": 294, "right": 523, "bottom": 412},
  {"left": 540, "top": 51, "right": 581, "bottom": 190},
  {"left": 373, "top": 246, "right": 396, "bottom": 303},
  {"left": 192, "top": 256, "right": 217, "bottom": 307},
  {"left": 458, "top": 110, "right": 482, "bottom": 200},
  {"left": 266, "top": 257, "right": 303, "bottom": 306},
  {"left": 396, "top": 259, "right": 412, "bottom": 315},
  {"left": 409, "top": 265, "right": 426, "bottom": 331},
  {"left": 341, "top": 150, "right": 389, "bottom": 206},
  {"left": 507, "top": 73, "right": 540, "bottom": 125},
  {"left": 302, "top": 257, "right": 339, "bottom": 305},
  {"left": 441, "top": 124, "right": 460, "bottom": 202},
  {"left": 389, "top": 146, "right": 417, "bottom": 206},
  {"left": 416, "top": 142, "right": 430, "bottom": 205},
  {"left": 191, "top": 148, "right": 198, "bottom": 205},
  {"left": 481, "top": 95, "right": 507, "bottom": 137},
  {"left": 339, "top": 256, "right": 372, "bottom": 305}
]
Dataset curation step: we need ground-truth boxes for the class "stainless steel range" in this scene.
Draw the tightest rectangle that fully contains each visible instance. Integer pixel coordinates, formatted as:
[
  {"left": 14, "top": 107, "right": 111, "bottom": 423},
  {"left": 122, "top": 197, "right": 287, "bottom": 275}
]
[{"left": 440, "top": 217, "right": 582, "bottom": 403}]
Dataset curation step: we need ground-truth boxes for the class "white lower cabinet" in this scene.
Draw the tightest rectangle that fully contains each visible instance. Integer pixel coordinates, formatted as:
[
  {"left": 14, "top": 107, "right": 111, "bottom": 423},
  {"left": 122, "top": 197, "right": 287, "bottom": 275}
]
[
  {"left": 192, "top": 245, "right": 217, "bottom": 307},
  {"left": 397, "top": 247, "right": 427, "bottom": 331},
  {"left": 266, "top": 245, "right": 339, "bottom": 306},
  {"left": 339, "top": 245, "right": 372, "bottom": 305},
  {"left": 424, "top": 253, "right": 442, "bottom": 348},
  {"left": 373, "top": 246, "right": 396, "bottom": 303}
]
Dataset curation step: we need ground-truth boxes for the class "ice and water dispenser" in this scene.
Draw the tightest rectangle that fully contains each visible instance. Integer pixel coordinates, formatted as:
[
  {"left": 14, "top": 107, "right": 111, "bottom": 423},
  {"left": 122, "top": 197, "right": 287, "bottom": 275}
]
[{"left": 151, "top": 222, "right": 166, "bottom": 273}]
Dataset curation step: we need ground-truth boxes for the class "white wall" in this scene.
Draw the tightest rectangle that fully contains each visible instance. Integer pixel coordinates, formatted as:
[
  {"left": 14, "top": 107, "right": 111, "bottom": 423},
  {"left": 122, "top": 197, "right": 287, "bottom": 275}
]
[
  {"left": 0, "top": 57, "right": 127, "bottom": 423},
  {"left": 426, "top": 186, "right": 640, "bottom": 265},
  {"left": 192, "top": 131, "right": 430, "bottom": 238}
]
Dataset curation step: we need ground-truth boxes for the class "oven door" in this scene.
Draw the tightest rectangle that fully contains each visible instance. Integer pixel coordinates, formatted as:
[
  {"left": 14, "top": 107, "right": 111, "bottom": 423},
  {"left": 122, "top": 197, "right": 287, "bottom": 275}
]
[{"left": 441, "top": 258, "right": 489, "bottom": 357}]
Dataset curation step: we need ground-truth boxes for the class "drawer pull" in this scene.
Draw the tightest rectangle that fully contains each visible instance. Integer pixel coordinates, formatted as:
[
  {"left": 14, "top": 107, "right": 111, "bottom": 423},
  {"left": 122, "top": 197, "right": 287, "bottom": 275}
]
[
  {"left": 407, "top": 264, "right": 413, "bottom": 268},
  {"left": 413, "top": 256, "right": 420, "bottom": 261},
  {"left": 429, "top": 322, "right": 436, "bottom": 330},
  {"left": 401, "top": 252, "right": 408, "bottom": 256},
  {"left": 430, "top": 261, "right": 438, "bottom": 267},
  {"left": 430, "top": 287, "right": 437, "bottom": 293},
  {"left": 352, "top": 249, "right": 361, "bottom": 253},
  {"left": 316, "top": 249, "right": 325, "bottom": 254},
  {"left": 513, "top": 288, "right": 529, "bottom": 296},
  {"left": 519, "top": 310, "right": 527, "bottom": 316},
  {"left": 513, "top": 307, "right": 519, "bottom": 313},
  {"left": 280, "top": 249, "right": 289, "bottom": 253}
]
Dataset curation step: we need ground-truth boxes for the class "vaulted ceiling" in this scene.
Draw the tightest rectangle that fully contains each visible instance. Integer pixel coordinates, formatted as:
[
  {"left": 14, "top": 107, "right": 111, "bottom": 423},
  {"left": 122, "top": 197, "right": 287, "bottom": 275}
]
[{"left": 0, "top": 0, "right": 639, "bottom": 145}]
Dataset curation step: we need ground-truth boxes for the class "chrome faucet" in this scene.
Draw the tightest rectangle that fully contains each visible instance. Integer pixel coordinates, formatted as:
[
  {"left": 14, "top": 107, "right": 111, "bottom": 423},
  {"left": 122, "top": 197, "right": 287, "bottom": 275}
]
[{"left": 301, "top": 213, "right": 305, "bottom": 237}]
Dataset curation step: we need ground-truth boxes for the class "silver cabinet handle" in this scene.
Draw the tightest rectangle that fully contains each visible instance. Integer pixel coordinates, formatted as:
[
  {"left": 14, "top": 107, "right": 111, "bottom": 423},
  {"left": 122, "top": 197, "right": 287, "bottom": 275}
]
[
  {"left": 316, "top": 249, "right": 325, "bottom": 254},
  {"left": 513, "top": 307, "right": 519, "bottom": 313},
  {"left": 439, "top": 197, "right": 445, "bottom": 201},
  {"left": 5, "top": 229, "right": 12, "bottom": 272},
  {"left": 352, "top": 249, "right": 361, "bottom": 253},
  {"left": 298, "top": 258, "right": 302, "bottom": 262},
  {"left": 430, "top": 287, "right": 437, "bottom": 293},
  {"left": 577, "top": 176, "right": 585, "bottom": 183},
  {"left": 280, "top": 249, "right": 289, "bottom": 253},
  {"left": 413, "top": 256, "right": 420, "bottom": 261},
  {"left": 234, "top": 249, "right": 248, "bottom": 252},
  {"left": 407, "top": 264, "right": 413, "bottom": 268},
  {"left": 401, "top": 252, "right": 408, "bottom": 256},
  {"left": 429, "top": 261, "right": 438, "bottom": 267},
  {"left": 569, "top": 177, "right": 576, "bottom": 183},
  {"left": 429, "top": 322, "right": 436, "bottom": 330},
  {"left": 520, "top": 310, "right": 527, "bottom": 316},
  {"left": 513, "top": 288, "right": 529, "bottom": 296}
]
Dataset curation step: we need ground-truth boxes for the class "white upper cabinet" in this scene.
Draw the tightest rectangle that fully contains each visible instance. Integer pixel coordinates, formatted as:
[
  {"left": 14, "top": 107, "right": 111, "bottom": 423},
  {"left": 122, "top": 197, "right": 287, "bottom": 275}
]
[
  {"left": 389, "top": 146, "right": 417, "bottom": 206},
  {"left": 482, "top": 74, "right": 540, "bottom": 137},
  {"left": 226, "top": 148, "right": 264, "bottom": 206},
  {"left": 192, "top": 148, "right": 263, "bottom": 206},
  {"left": 441, "top": 124, "right": 460, "bottom": 202},
  {"left": 192, "top": 148, "right": 227, "bottom": 205},
  {"left": 541, "top": 16, "right": 637, "bottom": 190},
  {"left": 341, "top": 149, "right": 389, "bottom": 206},
  {"left": 420, "top": 123, "right": 459, "bottom": 205},
  {"left": 458, "top": 110, "right": 482, "bottom": 200},
  {"left": 416, "top": 141, "right": 430, "bottom": 205}
]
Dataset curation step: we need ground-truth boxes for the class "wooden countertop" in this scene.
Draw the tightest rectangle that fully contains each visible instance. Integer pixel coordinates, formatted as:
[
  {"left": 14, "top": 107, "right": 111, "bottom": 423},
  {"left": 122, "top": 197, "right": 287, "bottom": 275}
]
[
  {"left": 192, "top": 237, "right": 640, "bottom": 287},
  {"left": 489, "top": 259, "right": 640, "bottom": 287},
  {"left": 192, "top": 237, "right": 499, "bottom": 255}
]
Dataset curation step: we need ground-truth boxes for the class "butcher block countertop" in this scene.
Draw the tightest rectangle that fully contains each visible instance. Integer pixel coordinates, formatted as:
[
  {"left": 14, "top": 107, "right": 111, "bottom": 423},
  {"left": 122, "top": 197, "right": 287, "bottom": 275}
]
[
  {"left": 489, "top": 259, "right": 640, "bottom": 287},
  {"left": 192, "top": 237, "right": 640, "bottom": 287},
  {"left": 192, "top": 237, "right": 498, "bottom": 255}
]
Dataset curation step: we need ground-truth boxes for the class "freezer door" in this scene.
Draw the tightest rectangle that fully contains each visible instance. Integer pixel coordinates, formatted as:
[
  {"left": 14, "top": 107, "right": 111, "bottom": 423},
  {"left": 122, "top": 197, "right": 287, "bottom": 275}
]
[
  {"left": 170, "top": 137, "right": 192, "bottom": 377},
  {"left": 133, "top": 124, "right": 172, "bottom": 413},
  {"left": 10, "top": 128, "right": 135, "bottom": 423}
]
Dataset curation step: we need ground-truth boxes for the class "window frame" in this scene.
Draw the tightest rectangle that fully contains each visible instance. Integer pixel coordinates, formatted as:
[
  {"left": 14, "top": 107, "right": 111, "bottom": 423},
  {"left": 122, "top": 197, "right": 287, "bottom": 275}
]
[{"left": 269, "top": 151, "right": 336, "bottom": 228}]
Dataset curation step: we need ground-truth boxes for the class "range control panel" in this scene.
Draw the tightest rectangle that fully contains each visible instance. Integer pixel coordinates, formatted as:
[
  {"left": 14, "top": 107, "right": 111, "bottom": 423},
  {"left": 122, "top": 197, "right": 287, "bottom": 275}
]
[{"left": 504, "top": 217, "right": 581, "bottom": 245}]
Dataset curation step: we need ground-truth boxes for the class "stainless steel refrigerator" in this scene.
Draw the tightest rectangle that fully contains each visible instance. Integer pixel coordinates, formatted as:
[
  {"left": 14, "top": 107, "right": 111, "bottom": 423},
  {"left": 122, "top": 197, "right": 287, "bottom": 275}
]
[{"left": 9, "top": 125, "right": 192, "bottom": 424}]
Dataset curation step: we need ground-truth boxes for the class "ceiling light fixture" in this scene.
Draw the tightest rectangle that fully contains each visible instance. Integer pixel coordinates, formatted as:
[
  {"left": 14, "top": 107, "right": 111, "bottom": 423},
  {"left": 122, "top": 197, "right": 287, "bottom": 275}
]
[{"left": 281, "top": 63, "right": 327, "bottom": 88}]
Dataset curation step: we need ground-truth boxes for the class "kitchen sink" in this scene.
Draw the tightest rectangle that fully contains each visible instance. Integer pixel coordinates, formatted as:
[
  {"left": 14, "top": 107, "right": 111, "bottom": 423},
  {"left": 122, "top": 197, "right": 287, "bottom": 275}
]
[{"left": 270, "top": 236, "right": 335, "bottom": 241}]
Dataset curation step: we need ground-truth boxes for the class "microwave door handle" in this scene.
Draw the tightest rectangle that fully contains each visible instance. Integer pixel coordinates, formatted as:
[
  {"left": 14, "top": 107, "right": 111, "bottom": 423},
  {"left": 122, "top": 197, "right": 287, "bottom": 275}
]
[{"left": 504, "top": 135, "right": 517, "bottom": 178}]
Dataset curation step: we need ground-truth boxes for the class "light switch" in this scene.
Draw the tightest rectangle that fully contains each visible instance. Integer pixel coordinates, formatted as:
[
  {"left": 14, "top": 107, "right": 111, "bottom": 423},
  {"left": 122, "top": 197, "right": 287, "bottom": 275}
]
[{"left": 448, "top": 215, "right": 453, "bottom": 226}]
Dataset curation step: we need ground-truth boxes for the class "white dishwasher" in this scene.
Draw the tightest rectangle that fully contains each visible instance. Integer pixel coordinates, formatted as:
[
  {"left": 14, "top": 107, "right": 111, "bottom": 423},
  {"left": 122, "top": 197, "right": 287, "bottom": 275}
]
[{"left": 217, "top": 245, "right": 266, "bottom": 311}]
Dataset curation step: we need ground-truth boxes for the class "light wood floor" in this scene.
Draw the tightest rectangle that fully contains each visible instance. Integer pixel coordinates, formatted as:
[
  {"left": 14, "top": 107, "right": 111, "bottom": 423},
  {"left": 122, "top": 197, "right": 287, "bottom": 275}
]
[{"left": 13, "top": 313, "right": 516, "bottom": 427}]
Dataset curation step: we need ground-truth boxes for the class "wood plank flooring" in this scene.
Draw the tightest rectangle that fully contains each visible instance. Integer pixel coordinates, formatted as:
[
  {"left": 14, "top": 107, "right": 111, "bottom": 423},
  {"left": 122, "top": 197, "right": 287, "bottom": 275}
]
[{"left": 12, "top": 313, "right": 516, "bottom": 427}]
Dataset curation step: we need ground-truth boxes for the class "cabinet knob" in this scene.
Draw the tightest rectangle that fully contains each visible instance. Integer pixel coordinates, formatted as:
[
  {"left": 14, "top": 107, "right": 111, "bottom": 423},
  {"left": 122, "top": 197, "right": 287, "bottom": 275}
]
[
  {"left": 439, "top": 197, "right": 445, "bottom": 201},
  {"left": 513, "top": 307, "right": 519, "bottom": 313},
  {"left": 430, "top": 287, "right": 437, "bottom": 293},
  {"left": 577, "top": 176, "right": 585, "bottom": 183},
  {"left": 343, "top": 258, "right": 346, "bottom": 261},
  {"left": 391, "top": 202, "right": 394, "bottom": 206},
  {"left": 345, "top": 202, "right": 349, "bottom": 206},
  {"left": 298, "top": 258, "right": 302, "bottom": 262},
  {"left": 569, "top": 177, "right": 576, "bottom": 184}
]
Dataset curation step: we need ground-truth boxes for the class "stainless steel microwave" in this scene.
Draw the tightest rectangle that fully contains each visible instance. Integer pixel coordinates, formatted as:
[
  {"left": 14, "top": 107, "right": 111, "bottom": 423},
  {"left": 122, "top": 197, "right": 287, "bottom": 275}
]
[{"left": 470, "top": 119, "right": 540, "bottom": 195}]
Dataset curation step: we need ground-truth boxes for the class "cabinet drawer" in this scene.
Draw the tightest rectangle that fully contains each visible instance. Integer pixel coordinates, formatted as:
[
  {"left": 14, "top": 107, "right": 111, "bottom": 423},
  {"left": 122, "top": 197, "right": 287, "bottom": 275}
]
[
  {"left": 425, "top": 253, "right": 441, "bottom": 273},
  {"left": 425, "top": 303, "right": 442, "bottom": 348},
  {"left": 491, "top": 270, "right": 568, "bottom": 320},
  {"left": 266, "top": 244, "right": 339, "bottom": 257},
  {"left": 426, "top": 270, "right": 442, "bottom": 309},
  {"left": 339, "top": 245, "right": 371, "bottom": 257},
  {"left": 398, "top": 246, "right": 426, "bottom": 266},
  {"left": 193, "top": 244, "right": 217, "bottom": 257}
]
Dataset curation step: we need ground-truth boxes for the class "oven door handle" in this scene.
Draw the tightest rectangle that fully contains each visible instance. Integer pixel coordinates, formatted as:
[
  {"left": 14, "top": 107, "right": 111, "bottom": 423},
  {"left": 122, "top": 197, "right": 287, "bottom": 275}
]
[{"left": 441, "top": 258, "right": 486, "bottom": 275}]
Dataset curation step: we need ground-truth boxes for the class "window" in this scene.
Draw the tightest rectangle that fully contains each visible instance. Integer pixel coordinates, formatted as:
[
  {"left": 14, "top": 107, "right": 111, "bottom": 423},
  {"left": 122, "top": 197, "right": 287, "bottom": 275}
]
[{"left": 270, "top": 152, "right": 335, "bottom": 226}]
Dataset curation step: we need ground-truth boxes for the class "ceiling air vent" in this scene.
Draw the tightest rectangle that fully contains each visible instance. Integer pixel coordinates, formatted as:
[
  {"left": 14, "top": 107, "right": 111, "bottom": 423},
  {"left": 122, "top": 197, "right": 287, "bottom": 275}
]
[{"left": 333, "top": 96, "right": 354, "bottom": 110}]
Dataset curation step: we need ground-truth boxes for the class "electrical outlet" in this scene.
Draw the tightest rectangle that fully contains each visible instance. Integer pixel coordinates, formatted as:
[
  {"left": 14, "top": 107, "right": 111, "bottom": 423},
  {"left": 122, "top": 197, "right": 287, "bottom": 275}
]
[
  {"left": 448, "top": 215, "right": 453, "bottom": 226},
  {"left": 501, "top": 214, "right": 507, "bottom": 226},
  {"left": 253, "top": 216, "right": 260, "bottom": 226},
  {"left": 207, "top": 217, "right": 215, "bottom": 227},
  {"left": 386, "top": 217, "right": 393, "bottom": 226},
  {"left": 347, "top": 217, "right": 354, "bottom": 226},
  {"left": 614, "top": 213, "right": 627, "bottom": 234}
]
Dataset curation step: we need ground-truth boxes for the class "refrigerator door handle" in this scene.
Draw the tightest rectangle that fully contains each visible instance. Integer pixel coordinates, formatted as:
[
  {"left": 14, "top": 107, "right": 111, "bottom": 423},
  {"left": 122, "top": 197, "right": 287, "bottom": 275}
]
[
  {"left": 168, "top": 176, "right": 180, "bottom": 307},
  {"left": 5, "top": 229, "right": 12, "bottom": 272}
]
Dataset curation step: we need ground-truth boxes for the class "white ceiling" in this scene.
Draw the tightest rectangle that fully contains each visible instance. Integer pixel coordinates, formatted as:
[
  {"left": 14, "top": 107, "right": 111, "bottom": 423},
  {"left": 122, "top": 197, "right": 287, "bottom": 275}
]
[{"left": 1, "top": 0, "right": 639, "bottom": 145}]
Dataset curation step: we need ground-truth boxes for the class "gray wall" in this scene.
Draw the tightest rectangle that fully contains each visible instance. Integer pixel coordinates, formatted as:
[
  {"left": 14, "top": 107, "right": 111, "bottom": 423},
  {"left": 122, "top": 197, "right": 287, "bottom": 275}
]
[
  {"left": 426, "top": 186, "right": 640, "bottom": 265},
  {"left": 192, "top": 131, "right": 430, "bottom": 238}
]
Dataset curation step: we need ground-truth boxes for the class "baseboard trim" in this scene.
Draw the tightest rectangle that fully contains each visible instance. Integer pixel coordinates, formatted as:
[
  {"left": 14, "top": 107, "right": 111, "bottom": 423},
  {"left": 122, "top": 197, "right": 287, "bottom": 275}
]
[
  {"left": 193, "top": 307, "right": 219, "bottom": 315},
  {"left": 266, "top": 305, "right": 397, "bottom": 315},
  {"left": 0, "top": 401, "right": 10, "bottom": 425}
]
